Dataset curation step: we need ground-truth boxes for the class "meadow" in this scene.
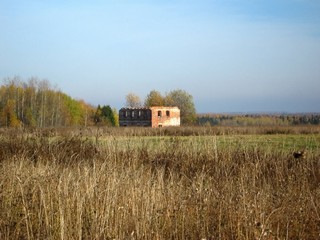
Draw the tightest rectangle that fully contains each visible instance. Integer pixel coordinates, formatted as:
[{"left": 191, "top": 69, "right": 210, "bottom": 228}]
[{"left": 0, "top": 126, "right": 319, "bottom": 239}]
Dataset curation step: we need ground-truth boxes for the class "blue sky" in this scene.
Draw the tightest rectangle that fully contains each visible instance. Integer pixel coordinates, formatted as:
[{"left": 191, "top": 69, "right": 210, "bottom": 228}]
[{"left": 1, "top": 0, "right": 319, "bottom": 113}]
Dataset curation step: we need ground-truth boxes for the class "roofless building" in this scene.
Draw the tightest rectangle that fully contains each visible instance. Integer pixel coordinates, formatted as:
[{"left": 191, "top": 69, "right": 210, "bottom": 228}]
[{"left": 119, "top": 106, "right": 180, "bottom": 127}]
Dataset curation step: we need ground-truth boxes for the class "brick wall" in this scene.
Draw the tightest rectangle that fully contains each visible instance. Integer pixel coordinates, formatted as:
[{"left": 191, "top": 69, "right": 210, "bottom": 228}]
[
  {"left": 119, "top": 108, "right": 152, "bottom": 127},
  {"left": 119, "top": 107, "right": 180, "bottom": 127},
  {"left": 150, "top": 107, "right": 180, "bottom": 128}
]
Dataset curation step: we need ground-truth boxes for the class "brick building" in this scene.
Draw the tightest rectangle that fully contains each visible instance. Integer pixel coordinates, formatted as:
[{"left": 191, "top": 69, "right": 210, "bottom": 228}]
[{"left": 119, "top": 106, "right": 180, "bottom": 127}]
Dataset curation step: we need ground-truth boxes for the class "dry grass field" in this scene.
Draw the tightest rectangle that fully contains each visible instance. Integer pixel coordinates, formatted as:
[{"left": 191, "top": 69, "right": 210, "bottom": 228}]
[{"left": 0, "top": 126, "right": 319, "bottom": 239}]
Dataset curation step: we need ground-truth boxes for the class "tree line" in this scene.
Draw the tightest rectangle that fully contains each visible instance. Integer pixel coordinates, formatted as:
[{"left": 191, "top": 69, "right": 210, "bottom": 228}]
[
  {"left": 2, "top": 77, "right": 318, "bottom": 128},
  {"left": 198, "top": 113, "right": 320, "bottom": 126},
  {"left": 0, "top": 77, "right": 118, "bottom": 128},
  {"left": 0, "top": 77, "right": 196, "bottom": 128}
]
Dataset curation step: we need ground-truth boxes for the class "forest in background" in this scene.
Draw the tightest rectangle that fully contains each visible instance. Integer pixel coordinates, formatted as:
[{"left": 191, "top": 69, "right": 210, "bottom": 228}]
[
  {"left": 0, "top": 77, "right": 117, "bottom": 128},
  {"left": 198, "top": 113, "right": 320, "bottom": 126},
  {"left": 1, "top": 77, "right": 319, "bottom": 128}
]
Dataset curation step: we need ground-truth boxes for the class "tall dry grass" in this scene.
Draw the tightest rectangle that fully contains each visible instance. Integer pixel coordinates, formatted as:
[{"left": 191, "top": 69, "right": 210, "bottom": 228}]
[{"left": 0, "top": 128, "right": 319, "bottom": 239}]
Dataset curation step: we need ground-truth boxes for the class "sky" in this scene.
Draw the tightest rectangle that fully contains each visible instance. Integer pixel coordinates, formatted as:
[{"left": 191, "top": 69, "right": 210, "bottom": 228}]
[{"left": 1, "top": 0, "right": 320, "bottom": 113}]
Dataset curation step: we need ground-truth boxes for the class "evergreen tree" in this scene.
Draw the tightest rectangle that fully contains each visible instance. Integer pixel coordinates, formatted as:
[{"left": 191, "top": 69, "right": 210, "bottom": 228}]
[{"left": 94, "top": 105, "right": 116, "bottom": 126}]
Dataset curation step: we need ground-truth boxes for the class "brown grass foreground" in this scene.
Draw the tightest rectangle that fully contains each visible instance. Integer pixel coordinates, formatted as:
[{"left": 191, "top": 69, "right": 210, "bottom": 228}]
[{"left": 0, "top": 127, "right": 319, "bottom": 239}]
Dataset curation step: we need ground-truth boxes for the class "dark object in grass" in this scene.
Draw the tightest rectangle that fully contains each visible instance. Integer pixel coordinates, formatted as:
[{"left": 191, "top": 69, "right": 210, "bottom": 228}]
[{"left": 293, "top": 150, "right": 306, "bottom": 159}]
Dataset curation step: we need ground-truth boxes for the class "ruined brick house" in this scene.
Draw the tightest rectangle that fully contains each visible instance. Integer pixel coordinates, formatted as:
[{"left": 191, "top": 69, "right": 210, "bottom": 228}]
[{"left": 119, "top": 107, "right": 180, "bottom": 127}]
